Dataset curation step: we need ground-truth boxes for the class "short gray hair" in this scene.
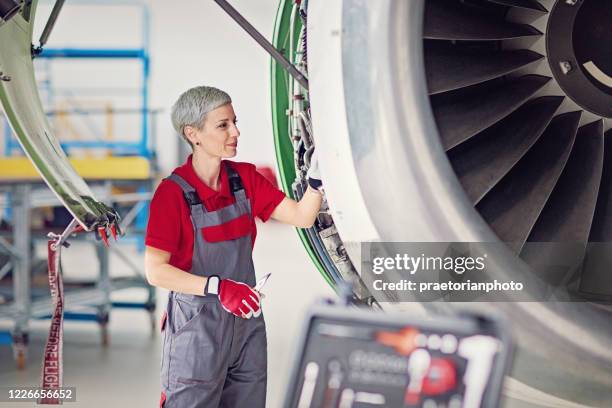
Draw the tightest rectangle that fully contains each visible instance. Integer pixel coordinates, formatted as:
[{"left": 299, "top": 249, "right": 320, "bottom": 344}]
[{"left": 171, "top": 86, "right": 232, "bottom": 147}]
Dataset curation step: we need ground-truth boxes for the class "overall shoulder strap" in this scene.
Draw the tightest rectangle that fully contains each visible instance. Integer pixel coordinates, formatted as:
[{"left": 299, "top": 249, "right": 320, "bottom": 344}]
[
  {"left": 166, "top": 173, "right": 204, "bottom": 210},
  {"left": 224, "top": 161, "right": 246, "bottom": 199}
]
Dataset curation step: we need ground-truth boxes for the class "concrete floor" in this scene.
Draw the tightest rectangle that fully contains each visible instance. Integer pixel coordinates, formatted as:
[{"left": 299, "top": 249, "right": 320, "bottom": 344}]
[{"left": 0, "top": 221, "right": 334, "bottom": 407}]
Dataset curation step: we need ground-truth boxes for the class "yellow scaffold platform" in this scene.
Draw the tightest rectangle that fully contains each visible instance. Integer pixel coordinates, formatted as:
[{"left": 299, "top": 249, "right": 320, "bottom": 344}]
[{"left": 0, "top": 156, "right": 151, "bottom": 181}]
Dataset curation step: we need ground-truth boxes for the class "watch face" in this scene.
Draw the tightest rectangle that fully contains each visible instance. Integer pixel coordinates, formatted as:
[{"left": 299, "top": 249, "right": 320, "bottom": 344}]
[{"left": 208, "top": 276, "right": 220, "bottom": 295}]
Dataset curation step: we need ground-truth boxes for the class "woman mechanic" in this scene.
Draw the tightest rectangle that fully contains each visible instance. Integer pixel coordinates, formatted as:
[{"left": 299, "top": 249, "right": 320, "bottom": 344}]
[{"left": 144, "top": 86, "right": 322, "bottom": 408}]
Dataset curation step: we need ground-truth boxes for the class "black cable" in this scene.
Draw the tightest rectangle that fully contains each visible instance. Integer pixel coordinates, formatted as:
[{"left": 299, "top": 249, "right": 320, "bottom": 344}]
[
  {"left": 32, "top": 0, "right": 65, "bottom": 56},
  {"left": 213, "top": 0, "right": 309, "bottom": 90}
]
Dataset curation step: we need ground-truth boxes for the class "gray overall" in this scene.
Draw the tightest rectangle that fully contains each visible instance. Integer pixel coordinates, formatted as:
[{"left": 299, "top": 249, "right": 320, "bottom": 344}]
[{"left": 160, "top": 163, "right": 267, "bottom": 407}]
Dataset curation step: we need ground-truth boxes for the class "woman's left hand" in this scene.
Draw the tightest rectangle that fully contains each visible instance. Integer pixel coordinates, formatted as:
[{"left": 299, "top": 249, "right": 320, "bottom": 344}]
[{"left": 218, "top": 278, "right": 262, "bottom": 319}]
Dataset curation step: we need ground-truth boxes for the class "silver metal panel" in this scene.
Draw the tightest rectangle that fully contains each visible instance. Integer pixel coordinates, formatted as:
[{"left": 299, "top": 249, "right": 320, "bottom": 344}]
[{"left": 307, "top": 0, "right": 380, "bottom": 246}]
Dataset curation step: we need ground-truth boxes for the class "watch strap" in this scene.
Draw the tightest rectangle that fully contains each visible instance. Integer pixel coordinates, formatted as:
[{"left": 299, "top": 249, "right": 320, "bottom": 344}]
[{"left": 307, "top": 177, "right": 323, "bottom": 192}]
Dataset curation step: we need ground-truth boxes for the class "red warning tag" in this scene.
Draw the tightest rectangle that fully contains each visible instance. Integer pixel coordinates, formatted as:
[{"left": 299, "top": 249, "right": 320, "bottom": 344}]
[{"left": 39, "top": 240, "right": 65, "bottom": 405}]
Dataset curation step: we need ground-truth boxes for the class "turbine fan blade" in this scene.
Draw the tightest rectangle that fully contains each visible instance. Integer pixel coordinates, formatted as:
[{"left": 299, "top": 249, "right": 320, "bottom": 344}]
[
  {"left": 581, "top": 129, "right": 612, "bottom": 298},
  {"left": 527, "top": 120, "right": 605, "bottom": 243},
  {"left": 425, "top": 0, "right": 542, "bottom": 40},
  {"left": 433, "top": 75, "right": 551, "bottom": 150},
  {"left": 477, "top": 111, "right": 582, "bottom": 251},
  {"left": 450, "top": 96, "right": 564, "bottom": 203},
  {"left": 487, "top": 0, "right": 548, "bottom": 12},
  {"left": 521, "top": 121, "right": 604, "bottom": 289},
  {"left": 426, "top": 46, "right": 543, "bottom": 95}
]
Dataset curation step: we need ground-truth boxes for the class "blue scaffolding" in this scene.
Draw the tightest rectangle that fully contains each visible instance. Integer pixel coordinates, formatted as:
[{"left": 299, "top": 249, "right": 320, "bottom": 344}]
[
  {"left": 4, "top": 2, "right": 152, "bottom": 159},
  {"left": 0, "top": 1, "right": 158, "bottom": 366}
]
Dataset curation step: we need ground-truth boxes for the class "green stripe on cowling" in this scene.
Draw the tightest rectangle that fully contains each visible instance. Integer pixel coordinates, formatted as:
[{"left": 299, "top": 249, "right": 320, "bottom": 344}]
[{"left": 270, "top": 0, "right": 335, "bottom": 289}]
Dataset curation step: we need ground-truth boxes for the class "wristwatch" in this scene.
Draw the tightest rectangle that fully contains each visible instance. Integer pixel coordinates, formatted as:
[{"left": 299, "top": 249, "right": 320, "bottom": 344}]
[
  {"left": 307, "top": 176, "right": 323, "bottom": 192},
  {"left": 204, "top": 275, "right": 220, "bottom": 296}
]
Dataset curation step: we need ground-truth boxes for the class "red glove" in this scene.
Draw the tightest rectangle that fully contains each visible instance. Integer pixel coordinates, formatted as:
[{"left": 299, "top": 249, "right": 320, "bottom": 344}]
[{"left": 219, "top": 278, "right": 261, "bottom": 319}]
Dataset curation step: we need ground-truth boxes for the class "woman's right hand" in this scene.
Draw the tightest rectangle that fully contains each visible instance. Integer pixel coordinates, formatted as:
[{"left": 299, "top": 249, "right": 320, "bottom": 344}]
[{"left": 218, "top": 278, "right": 261, "bottom": 319}]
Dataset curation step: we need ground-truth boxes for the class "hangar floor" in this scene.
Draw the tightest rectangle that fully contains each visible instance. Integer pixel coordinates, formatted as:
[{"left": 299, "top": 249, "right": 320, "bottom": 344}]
[{"left": 0, "top": 220, "right": 334, "bottom": 407}]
